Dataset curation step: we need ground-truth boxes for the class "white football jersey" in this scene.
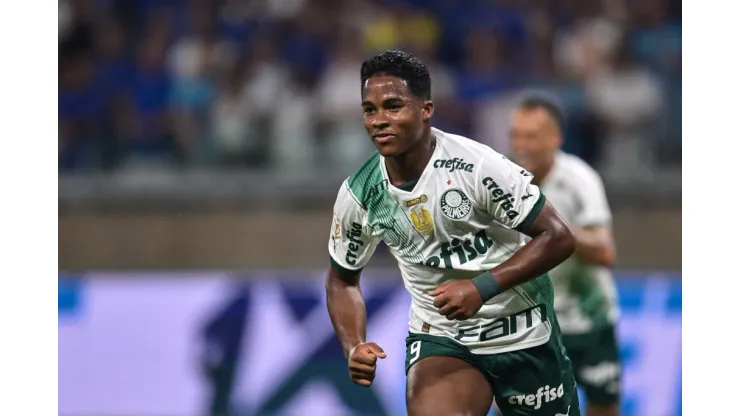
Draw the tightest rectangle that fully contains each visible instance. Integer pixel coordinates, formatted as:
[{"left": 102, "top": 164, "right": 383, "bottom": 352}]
[
  {"left": 539, "top": 151, "right": 619, "bottom": 334},
  {"left": 328, "top": 127, "right": 557, "bottom": 354}
]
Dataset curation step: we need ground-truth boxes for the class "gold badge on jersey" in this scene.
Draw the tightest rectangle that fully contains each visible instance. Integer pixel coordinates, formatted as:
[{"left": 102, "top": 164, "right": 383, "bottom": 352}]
[
  {"left": 421, "top": 322, "right": 431, "bottom": 333},
  {"left": 332, "top": 215, "right": 342, "bottom": 240},
  {"left": 405, "top": 194, "right": 428, "bottom": 207},
  {"left": 410, "top": 205, "right": 434, "bottom": 235}
]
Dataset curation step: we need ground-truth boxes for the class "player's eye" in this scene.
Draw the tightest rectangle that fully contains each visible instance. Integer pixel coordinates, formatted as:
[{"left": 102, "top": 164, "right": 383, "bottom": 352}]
[{"left": 363, "top": 107, "right": 375, "bottom": 115}]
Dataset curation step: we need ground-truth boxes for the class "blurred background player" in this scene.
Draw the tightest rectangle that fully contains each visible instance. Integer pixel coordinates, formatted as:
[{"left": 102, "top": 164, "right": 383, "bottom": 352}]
[{"left": 509, "top": 95, "right": 621, "bottom": 416}]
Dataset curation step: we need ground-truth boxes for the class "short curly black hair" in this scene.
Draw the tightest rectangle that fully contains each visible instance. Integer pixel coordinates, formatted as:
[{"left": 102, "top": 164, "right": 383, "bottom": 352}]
[{"left": 360, "top": 49, "right": 431, "bottom": 100}]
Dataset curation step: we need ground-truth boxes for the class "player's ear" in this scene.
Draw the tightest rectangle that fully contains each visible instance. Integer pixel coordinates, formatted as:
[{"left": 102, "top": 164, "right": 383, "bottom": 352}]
[{"left": 421, "top": 100, "right": 434, "bottom": 122}]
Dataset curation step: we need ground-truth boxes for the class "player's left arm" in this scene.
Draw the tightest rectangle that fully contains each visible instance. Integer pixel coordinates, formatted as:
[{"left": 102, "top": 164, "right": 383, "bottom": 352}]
[
  {"left": 569, "top": 170, "right": 616, "bottom": 266},
  {"left": 430, "top": 150, "right": 574, "bottom": 320}
]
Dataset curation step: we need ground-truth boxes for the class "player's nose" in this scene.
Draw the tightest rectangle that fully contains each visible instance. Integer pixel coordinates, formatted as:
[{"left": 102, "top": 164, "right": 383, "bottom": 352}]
[
  {"left": 372, "top": 117, "right": 390, "bottom": 130},
  {"left": 371, "top": 111, "right": 390, "bottom": 126}
]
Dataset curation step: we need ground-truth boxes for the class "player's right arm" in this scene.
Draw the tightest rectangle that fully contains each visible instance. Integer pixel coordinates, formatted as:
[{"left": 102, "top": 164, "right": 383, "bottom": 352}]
[
  {"left": 325, "top": 181, "right": 385, "bottom": 386},
  {"left": 568, "top": 168, "right": 616, "bottom": 266}
]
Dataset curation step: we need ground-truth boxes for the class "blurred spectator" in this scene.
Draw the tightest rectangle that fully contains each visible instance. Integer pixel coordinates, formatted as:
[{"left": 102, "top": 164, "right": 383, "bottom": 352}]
[
  {"left": 451, "top": 27, "right": 515, "bottom": 137},
  {"left": 59, "top": 52, "right": 111, "bottom": 171},
  {"left": 118, "top": 14, "right": 176, "bottom": 169},
  {"left": 271, "top": 70, "right": 319, "bottom": 175},
  {"left": 169, "top": 1, "right": 236, "bottom": 165},
  {"left": 271, "top": 8, "right": 327, "bottom": 174},
  {"left": 57, "top": 0, "right": 681, "bottom": 180},
  {"left": 315, "top": 29, "right": 373, "bottom": 172},
  {"left": 94, "top": 17, "right": 135, "bottom": 168},
  {"left": 520, "top": 9, "right": 598, "bottom": 163},
  {"left": 629, "top": 0, "right": 681, "bottom": 80},
  {"left": 457, "top": 27, "right": 513, "bottom": 104},
  {"left": 362, "top": 2, "right": 439, "bottom": 54},
  {"left": 554, "top": 17, "right": 622, "bottom": 82},
  {"left": 629, "top": 0, "right": 681, "bottom": 164},
  {"left": 470, "top": 8, "right": 558, "bottom": 156},
  {"left": 524, "top": 7, "right": 559, "bottom": 83},
  {"left": 281, "top": 6, "right": 329, "bottom": 84},
  {"left": 95, "top": 18, "right": 134, "bottom": 100},
  {"left": 408, "top": 43, "right": 458, "bottom": 134},
  {"left": 210, "top": 35, "right": 285, "bottom": 168},
  {"left": 586, "top": 38, "right": 664, "bottom": 182},
  {"left": 235, "top": 0, "right": 309, "bottom": 21},
  {"left": 59, "top": 0, "right": 74, "bottom": 39},
  {"left": 209, "top": 60, "right": 253, "bottom": 168}
]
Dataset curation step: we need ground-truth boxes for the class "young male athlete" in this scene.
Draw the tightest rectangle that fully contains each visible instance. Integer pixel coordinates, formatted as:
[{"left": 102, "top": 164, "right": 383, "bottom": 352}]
[
  {"left": 508, "top": 96, "right": 621, "bottom": 416},
  {"left": 326, "top": 50, "right": 581, "bottom": 416}
]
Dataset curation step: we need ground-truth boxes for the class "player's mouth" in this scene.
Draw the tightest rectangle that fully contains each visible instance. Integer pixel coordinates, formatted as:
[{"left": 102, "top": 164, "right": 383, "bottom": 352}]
[{"left": 373, "top": 133, "right": 396, "bottom": 143}]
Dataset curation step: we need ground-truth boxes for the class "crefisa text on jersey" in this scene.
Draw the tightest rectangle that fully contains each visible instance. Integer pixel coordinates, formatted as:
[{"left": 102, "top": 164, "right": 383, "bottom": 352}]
[
  {"left": 433, "top": 157, "right": 474, "bottom": 173},
  {"left": 481, "top": 176, "right": 521, "bottom": 220},
  {"left": 420, "top": 230, "right": 495, "bottom": 268},
  {"left": 344, "top": 222, "right": 364, "bottom": 266}
]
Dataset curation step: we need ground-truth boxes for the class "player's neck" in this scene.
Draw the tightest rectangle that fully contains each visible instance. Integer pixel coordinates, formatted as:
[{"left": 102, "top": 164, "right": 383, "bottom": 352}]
[{"left": 385, "top": 131, "right": 436, "bottom": 186}]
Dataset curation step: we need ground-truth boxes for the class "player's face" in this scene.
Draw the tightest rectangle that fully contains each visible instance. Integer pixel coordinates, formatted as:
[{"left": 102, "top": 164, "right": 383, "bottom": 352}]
[
  {"left": 361, "top": 75, "right": 433, "bottom": 157},
  {"left": 509, "top": 108, "right": 561, "bottom": 175}
]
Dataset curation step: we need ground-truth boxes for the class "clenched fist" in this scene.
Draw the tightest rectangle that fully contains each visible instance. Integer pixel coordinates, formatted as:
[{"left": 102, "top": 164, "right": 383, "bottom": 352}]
[
  {"left": 347, "top": 342, "right": 386, "bottom": 386},
  {"left": 429, "top": 280, "right": 484, "bottom": 321}
]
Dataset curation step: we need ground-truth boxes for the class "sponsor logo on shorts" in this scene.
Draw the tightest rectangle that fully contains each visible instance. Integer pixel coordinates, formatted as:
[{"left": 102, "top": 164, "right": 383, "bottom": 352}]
[
  {"left": 507, "top": 383, "right": 564, "bottom": 410},
  {"left": 439, "top": 189, "right": 472, "bottom": 220},
  {"left": 344, "top": 222, "right": 364, "bottom": 266},
  {"left": 433, "top": 157, "right": 474, "bottom": 173}
]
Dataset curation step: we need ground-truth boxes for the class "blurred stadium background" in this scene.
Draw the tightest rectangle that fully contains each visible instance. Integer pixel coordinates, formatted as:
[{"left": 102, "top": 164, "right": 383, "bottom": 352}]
[{"left": 58, "top": 0, "right": 681, "bottom": 415}]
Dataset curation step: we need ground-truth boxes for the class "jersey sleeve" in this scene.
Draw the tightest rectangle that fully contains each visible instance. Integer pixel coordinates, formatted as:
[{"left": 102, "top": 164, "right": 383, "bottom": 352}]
[
  {"left": 328, "top": 180, "right": 381, "bottom": 273},
  {"left": 571, "top": 168, "right": 612, "bottom": 228},
  {"left": 472, "top": 150, "right": 546, "bottom": 231}
]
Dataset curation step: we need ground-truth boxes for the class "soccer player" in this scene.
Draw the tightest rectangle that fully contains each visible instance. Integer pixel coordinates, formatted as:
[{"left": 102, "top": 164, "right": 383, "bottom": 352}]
[
  {"left": 509, "top": 96, "right": 621, "bottom": 416},
  {"left": 325, "top": 49, "right": 581, "bottom": 416}
]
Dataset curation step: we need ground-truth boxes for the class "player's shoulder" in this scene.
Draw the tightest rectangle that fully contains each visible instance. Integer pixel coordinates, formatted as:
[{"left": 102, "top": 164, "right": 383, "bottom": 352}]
[
  {"left": 554, "top": 152, "right": 605, "bottom": 188},
  {"left": 342, "top": 151, "right": 383, "bottom": 210}
]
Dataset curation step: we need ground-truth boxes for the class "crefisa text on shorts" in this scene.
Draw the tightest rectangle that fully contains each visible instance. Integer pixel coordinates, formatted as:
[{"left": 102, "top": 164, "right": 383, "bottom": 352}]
[{"left": 507, "top": 383, "right": 564, "bottom": 410}]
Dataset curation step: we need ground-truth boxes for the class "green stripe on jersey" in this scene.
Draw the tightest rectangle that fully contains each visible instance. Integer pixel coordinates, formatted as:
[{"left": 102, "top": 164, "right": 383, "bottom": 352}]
[{"left": 347, "top": 152, "right": 424, "bottom": 263}]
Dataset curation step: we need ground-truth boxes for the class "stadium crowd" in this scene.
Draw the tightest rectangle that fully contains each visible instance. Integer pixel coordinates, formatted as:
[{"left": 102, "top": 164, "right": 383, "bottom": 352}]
[{"left": 59, "top": 0, "right": 681, "bottom": 183}]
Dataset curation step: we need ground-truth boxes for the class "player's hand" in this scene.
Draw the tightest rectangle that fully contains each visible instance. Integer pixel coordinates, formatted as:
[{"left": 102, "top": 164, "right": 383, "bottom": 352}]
[
  {"left": 429, "top": 280, "right": 484, "bottom": 321},
  {"left": 347, "top": 342, "right": 386, "bottom": 387}
]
